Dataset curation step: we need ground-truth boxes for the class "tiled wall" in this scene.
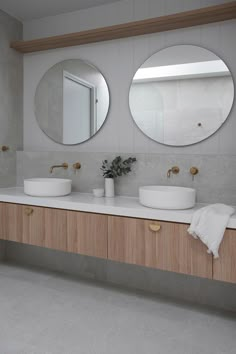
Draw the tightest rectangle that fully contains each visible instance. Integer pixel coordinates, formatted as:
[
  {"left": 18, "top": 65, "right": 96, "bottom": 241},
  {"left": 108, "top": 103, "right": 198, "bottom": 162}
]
[
  {"left": 0, "top": 10, "right": 23, "bottom": 187},
  {"left": 17, "top": 151, "right": 236, "bottom": 204}
]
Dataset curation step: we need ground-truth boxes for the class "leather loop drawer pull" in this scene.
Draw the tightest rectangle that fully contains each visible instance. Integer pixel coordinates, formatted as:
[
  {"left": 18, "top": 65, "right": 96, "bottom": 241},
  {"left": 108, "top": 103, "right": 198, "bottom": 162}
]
[
  {"left": 25, "top": 207, "right": 34, "bottom": 216},
  {"left": 149, "top": 224, "right": 161, "bottom": 232}
]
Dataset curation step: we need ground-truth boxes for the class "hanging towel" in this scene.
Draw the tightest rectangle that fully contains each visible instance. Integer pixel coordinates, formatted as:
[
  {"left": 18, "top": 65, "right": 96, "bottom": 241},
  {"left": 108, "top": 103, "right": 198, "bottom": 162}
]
[{"left": 188, "top": 204, "right": 235, "bottom": 258}]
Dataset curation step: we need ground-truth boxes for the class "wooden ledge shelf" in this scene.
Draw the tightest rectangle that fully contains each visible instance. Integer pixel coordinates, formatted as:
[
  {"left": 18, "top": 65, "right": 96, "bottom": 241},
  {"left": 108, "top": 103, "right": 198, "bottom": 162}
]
[{"left": 11, "top": 2, "right": 236, "bottom": 53}]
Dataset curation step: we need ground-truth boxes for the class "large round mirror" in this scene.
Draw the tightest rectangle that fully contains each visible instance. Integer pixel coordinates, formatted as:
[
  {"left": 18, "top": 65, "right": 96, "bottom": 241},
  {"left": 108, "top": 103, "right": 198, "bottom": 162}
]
[
  {"left": 129, "top": 45, "right": 234, "bottom": 146},
  {"left": 35, "top": 59, "right": 110, "bottom": 145}
]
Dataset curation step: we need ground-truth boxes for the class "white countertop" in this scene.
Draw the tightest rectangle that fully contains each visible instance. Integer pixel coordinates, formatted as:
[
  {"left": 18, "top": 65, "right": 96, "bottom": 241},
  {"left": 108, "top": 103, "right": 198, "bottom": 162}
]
[{"left": 0, "top": 187, "right": 236, "bottom": 229}]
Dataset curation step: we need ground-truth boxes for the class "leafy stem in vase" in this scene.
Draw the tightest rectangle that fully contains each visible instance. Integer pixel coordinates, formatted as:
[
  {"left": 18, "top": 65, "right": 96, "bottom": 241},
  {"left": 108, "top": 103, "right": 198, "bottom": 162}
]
[{"left": 101, "top": 156, "right": 137, "bottom": 178}]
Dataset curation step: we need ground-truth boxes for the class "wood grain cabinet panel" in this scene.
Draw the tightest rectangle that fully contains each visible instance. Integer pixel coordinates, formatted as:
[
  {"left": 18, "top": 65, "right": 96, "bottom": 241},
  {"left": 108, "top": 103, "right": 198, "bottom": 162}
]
[
  {"left": 213, "top": 229, "right": 236, "bottom": 284},
  {"left": 22, "top": 205, "right": 45, "bottom": 247},
  {"left": 2, "top": 203, "right": 45, "bottom": 246},
  {"left": 0, "top": 203, "right": 107, "bottom": 257},
  {"left": 67, "top": 211, "right": 108, "bottom": 259},
  {"left": 44, "top": 208, "right": 67, "bottom": 252},
  {"left": 108, "top": 216, "right": 212, "bottom": 279},
  {"left": 23, "top": 205, "right": 67, "bottom": 251},
  {"left": 4, "top": 203, "right": 23, "bottom": 242}
]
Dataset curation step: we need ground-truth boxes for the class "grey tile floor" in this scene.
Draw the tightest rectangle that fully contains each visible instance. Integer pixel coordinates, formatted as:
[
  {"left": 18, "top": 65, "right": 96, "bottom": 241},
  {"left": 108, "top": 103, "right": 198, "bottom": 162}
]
[{"left": 0, "top": 263, "right": 235, "bottom": 354}]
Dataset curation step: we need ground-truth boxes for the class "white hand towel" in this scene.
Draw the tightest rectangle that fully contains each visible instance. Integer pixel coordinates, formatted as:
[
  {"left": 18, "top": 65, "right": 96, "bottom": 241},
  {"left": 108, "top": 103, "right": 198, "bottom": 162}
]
[{"left": 188, "top": 204, "right": 235, "bottom": 258}]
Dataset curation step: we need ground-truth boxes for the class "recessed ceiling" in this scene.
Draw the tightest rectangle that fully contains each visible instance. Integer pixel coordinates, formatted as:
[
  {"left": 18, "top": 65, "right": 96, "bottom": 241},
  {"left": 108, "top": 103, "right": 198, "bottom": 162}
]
[{"left": 0, "top": 0, "right": 121, "bottom": 21}]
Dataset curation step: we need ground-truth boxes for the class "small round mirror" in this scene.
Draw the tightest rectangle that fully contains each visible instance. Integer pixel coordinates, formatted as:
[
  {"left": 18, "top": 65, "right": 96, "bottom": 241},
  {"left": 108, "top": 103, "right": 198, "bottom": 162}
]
[
  {"left": 129, "top": 45, "right": 234, "bottom": 146},
  {"left": 35, "top": 59, "right": 110, "bottom": 145}
]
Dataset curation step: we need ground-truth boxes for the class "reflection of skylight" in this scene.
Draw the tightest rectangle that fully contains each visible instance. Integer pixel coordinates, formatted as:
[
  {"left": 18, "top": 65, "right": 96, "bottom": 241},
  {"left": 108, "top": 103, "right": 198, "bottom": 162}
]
[{"left": 133, "top": 60, "right": 230, "bottom": 82}]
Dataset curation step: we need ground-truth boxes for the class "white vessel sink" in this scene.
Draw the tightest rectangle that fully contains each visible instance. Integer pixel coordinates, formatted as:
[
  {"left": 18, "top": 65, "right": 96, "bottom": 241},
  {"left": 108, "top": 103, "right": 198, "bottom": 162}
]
[
  {"left": 24, "top": 178, "right": 72, "bottom": 197},
  {"left": 139, "top": 186, "right": 196, "bottom": 210}
]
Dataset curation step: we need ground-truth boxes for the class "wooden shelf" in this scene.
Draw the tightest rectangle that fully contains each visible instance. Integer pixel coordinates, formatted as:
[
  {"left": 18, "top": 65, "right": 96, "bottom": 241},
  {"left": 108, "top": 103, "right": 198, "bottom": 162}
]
[{"left": 10, "top": 2, "right": 236, "bottom": 53}]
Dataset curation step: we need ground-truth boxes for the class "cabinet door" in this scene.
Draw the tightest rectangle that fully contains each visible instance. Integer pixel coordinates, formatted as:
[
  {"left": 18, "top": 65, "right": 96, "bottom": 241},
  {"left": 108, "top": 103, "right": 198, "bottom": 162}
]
[
  {"left": 22, "top": 205, "right": 45, "bottom": 247},
  {"left": 67, "top": 211, "right": 108, "bottom": 259},
  {"left": 3, "top": 203, "right": 44, "bottom": 246},
  {"left": 108, "top": 216, "right": 212, "bottom": 279},
  {"left": 44, "top": 208, "right": 67, "bottom": 251},
  {"left": 4, "top": 203, "right": 23, "bottom": 242},
  {"left": 213, "top": 229, "right": 236, "bottom": 283},
  {"left": 23, "top": 205, "right": 67, "bottom": 251}
]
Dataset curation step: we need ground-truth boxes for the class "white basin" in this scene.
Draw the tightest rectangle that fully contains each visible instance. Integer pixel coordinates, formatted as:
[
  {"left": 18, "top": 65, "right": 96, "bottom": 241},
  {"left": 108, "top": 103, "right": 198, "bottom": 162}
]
[
  {"left": 24, "top": 178, "right": 72, "bottom": 197},
  {"left": 139, "top": 186, "right": 196, "bottom": 210}
]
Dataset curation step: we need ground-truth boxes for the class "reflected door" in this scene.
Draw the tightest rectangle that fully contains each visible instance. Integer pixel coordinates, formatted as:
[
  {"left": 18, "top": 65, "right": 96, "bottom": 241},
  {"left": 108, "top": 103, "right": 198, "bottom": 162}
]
[{"left": 63, "top": 74, "right": 91, "bottom": 144}]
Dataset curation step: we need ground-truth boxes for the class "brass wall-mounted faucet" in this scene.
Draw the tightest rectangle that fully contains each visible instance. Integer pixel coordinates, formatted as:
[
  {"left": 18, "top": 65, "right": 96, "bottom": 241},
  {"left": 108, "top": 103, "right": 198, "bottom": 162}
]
[
  {"left": 50, "top": 162, "right": 68, "bottom": 174},
  {"left": 190, "top": 166, "right": 199, "bottom": 180},
  {"left": 0, "top": 145, "right": 9, "bottom": 152},
  {"left": 167, "top": 166, "right": 180, "bottom": 178}
]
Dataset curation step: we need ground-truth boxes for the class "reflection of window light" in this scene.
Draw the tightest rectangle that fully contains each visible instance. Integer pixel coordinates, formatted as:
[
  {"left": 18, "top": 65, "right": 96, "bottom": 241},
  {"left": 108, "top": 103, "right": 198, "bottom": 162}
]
[{"left": 133, "top": 60, "right": 230, "bottom": 82}]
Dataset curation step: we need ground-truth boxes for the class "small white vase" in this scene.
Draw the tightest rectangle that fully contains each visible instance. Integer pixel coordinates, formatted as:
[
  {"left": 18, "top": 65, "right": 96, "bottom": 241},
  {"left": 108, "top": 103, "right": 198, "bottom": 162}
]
[{"left": 105, "top": 178, "right": 115, "bottom": 197}]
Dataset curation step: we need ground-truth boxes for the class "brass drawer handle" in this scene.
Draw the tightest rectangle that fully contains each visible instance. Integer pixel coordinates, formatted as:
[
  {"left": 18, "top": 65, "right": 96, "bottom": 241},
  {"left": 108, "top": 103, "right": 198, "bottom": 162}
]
[
  {"left": 25, "top": 207, "right": 34, "bottom": 216},
  {"left": 149, "top": 224, "right": 161, "bottom": 232}
]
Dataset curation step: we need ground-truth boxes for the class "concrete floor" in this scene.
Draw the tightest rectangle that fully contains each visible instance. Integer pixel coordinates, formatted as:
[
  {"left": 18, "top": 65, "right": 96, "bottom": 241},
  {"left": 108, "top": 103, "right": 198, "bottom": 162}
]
[{"left": 0, "top": 263, "right": 235, "bottom": 354}]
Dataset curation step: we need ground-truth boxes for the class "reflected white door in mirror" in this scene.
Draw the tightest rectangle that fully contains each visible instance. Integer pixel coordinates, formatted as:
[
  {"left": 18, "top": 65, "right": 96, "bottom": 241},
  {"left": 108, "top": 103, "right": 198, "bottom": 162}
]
[{"left": 35, "top": 59, "right": 110, "bottom": 145}]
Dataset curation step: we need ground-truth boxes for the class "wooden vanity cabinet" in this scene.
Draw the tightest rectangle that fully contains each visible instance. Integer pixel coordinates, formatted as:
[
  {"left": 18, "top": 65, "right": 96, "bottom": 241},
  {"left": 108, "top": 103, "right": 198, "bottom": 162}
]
[
  {"left": 213, "top": 229, "right": 236, "bottom": 284},
  {"left": 1, "top": 202, "right": 236, "bottom": 284},
  {"left": 0, "top": 203, "right": 108, "bottom": 258},
  {"left": 108, "top": 216, "right": 212, "bottom": 279},
  {"left": 1, "top": 203, "right": 66, "bottom": 250}
]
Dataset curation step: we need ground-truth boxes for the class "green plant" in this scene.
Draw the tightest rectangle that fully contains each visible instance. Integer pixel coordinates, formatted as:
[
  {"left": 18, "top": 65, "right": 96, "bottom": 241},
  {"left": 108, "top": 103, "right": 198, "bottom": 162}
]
[{"left": 101, "top": 156, "right": 137, "bottom": 178}]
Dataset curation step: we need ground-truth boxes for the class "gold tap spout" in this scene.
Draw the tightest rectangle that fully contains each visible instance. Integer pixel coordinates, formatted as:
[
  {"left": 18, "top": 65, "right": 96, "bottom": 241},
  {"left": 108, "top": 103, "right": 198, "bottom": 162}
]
[
  {"left": 50, "top": 162, "right": 68, "bottom": 174},
  {"left": 167, "top": 166, "right": 180, "bottom": 178}
]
